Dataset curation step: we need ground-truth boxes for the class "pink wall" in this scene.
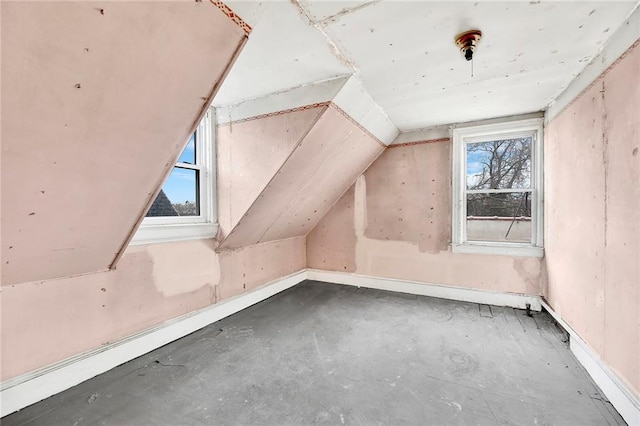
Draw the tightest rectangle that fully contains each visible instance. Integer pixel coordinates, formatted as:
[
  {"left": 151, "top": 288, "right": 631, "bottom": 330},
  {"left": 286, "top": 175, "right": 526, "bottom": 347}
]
[
  {"left": 308, "top": 140, "right": 543, "bottom": 295},
  {"left": 1, "top": 237, "right": 306, "bottom": 381},
  {"left": 1, "top": 1, "right": 245, "bottom": 284},
  {"left": 220, "top": 105, "right": 385, "bottom": 250},
  {"left": 217, "top": 107, "right": 325, "bottom": 237},
  {"left": 544, "top": 42, "right": 639, "bottom": 395},
  {"left": 0, "top": 0, "right": 309, "bottom": 384}
]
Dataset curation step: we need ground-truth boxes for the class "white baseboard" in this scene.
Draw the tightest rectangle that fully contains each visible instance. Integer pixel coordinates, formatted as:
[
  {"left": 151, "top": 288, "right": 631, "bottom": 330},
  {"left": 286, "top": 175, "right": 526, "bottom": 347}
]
[
  {"left": 4, "top": 269, "right": 637, "bottom": 425},
  {"left": 0, "top": 270, "right": 307, "bottom": 418},
  {"left": 307, "top": 269, "right": 542, "bottom": 311},
  {"left": 541, "top": 300, "right": 640, "bottom": 426}
]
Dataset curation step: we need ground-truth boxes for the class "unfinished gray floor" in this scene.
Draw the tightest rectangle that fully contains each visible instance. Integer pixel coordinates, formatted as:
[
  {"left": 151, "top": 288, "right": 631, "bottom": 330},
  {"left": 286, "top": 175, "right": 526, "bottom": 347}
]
[{"left": 4, "top": 280, "right": 624, "bottom": 426}]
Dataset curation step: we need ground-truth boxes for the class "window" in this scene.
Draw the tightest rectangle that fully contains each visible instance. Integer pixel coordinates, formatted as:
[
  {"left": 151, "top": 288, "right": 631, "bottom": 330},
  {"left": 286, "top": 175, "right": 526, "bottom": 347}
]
[
  {"left": 452, "top": 118, "right": 543, "bottom": 257},
  {"left": 131, "top": 108, "right": 217, "bottom": 245}
]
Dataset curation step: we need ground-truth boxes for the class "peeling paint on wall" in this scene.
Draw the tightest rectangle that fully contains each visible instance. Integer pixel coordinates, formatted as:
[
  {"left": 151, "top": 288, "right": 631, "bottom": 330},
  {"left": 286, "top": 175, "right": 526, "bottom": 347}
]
[
  {"left": 147, "top": 239, "right": 221, "bottom": 297},
  {"left": 1, "top": 237, "right": 305, "bottom": 381}
]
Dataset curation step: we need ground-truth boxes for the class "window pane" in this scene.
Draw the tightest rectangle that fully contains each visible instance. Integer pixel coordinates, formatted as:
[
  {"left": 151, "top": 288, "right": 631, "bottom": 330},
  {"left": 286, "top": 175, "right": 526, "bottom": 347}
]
[
  {"left": 146, "top": 167, "right": 199, "bottom": 217},
  {"left": 466, "top": 192, "right": 531, "bottom": 243},
  {"left": 177, "top": 133, "right": 196, "bottom": 165},
  {"left": 466, "top": 137, "right": 531, "bottom": 190}
]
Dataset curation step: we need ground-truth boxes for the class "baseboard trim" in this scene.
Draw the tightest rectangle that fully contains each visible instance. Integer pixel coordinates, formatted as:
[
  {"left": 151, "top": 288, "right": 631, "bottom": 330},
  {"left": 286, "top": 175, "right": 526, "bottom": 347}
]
[
  {"left": 541, "top": 300, "right": 640, "bottom": 426},
  {"left": 306, "top": 269, "right": 542, "bottom": 311},
  {"left": 0, "top": 270, "right": 307, "bottom": 418},
  {"left": 4, "top": 269, "right": 637, "bottom": 425}
]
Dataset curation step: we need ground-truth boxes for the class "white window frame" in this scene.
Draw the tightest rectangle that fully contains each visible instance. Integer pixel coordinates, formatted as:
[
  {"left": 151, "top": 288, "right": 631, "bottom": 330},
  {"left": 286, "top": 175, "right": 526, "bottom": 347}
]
[
  {"left": 451, "top": 117, "right": 544, "bottom": 257},
  {"left": 131, "top": 108, "right": 218, "bottom": 245}
]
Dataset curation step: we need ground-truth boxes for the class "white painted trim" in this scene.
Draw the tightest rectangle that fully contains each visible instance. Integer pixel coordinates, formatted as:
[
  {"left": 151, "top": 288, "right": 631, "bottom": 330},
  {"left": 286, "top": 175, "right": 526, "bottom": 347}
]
[
  {"left": 5, "top": 269, "right": 637, "bottom": 425},
  {"left": 0, "top": 270, "right": 307, "bottom": 418},
  {"left": 306, "top": 269, "right": 541, "bottom": 311},
  {"left": 128, "top": 223, "right": 219, "bottom": 246},
  {"left": 546, "top": 4, "right": 640, "bottom": 123},
  {"left": 451, "top": 242, "right": 544, "bottom": 258},
  {"left": 451, "top": 117, "right": 544, "bottom": 256},
  {"left": 131, "top": 108, "right": 218, "bottom": 245},
  {"left": 541, "top": 300, "right": 640, "bottom": 426}
]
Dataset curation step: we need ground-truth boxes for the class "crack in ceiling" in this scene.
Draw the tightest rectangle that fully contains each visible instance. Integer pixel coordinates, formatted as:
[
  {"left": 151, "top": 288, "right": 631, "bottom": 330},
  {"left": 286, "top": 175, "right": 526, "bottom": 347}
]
[{"left": 216, "top": 1, "right": 638, "bottom": 131}]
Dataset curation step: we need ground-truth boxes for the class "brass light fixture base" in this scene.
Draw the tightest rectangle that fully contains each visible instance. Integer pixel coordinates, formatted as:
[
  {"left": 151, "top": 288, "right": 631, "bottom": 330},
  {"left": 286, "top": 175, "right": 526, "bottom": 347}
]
[{"left": 455, "top": 30, "right": 482, "bottom": 61}]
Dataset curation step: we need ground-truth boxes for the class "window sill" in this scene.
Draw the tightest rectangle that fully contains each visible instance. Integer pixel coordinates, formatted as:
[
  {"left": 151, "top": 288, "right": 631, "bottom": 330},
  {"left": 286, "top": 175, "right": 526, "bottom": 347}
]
[
  {"left": 130, "top": 222, "right": 218, "bottom": 246},
  {"left": 452, "top": 243, "right": 544, "bottom": 258}
]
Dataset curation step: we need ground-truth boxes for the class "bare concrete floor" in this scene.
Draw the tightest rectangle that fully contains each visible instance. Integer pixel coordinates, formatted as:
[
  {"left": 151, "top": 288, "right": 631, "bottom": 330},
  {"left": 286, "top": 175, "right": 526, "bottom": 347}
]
[{"left": 4, "top": 280, "right": 625, "bottom": 425}]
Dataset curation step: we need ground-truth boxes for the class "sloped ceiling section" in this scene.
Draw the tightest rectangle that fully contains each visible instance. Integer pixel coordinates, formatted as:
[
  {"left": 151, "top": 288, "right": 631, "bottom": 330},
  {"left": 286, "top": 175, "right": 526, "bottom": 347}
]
[
  {"left": 1, "top": 1, "right": 248, "bottom": 285},
  {"left": 216, "top": 77, "right": 398, "bottom": 250},
  {"left": 216, "top": 1, "right": 637, "bottom": 131},
  {"left": 217, "top": 106, "right": 327, "bottom": 237}
]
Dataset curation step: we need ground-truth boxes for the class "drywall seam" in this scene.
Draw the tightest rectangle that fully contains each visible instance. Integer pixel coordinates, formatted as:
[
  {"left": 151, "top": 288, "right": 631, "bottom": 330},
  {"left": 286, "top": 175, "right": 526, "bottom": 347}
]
[
  {"left": 290, "top": 0, "right": 358, "bottom": 72},
  {"left": 328, "top": 102, "right": 386, "bottom": 148},
  {"left": 314, "top": 0, "right": 381, "bottom": 26},
  {"left": 253, "top": 124, "right": 359, "bottom": 244},
  {"left": 305, "top": 143, "right": 386, "bottom": 240},
  {"left": 217, "top": 105, "right": 329, "bottom": 250},
  {"left": 252, "top": 116, "right": 384, "bottom": 245},
  {"left": 111, "top": 35, "right": 248, "bottom": 269},
  {"left": 306, "top": 269, "right": 542, "bottom": 310},
  {"left": 0, "top": 270, "right": 307, "bottom": 418},
  {"left": 388, "top": 138, "right": 450, "bottom": 149},
  {"left": 546, "top": 2, "right": 640, "bottom": 123},
  {"left": 541, "top": 300, "right": 640, "bottom": 426}
]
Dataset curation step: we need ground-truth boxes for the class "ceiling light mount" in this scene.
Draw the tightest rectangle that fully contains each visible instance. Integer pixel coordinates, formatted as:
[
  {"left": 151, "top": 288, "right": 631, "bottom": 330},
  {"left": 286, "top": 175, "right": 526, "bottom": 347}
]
[{"left": 455, "top": 30, "right": 482, "bottom": 61}]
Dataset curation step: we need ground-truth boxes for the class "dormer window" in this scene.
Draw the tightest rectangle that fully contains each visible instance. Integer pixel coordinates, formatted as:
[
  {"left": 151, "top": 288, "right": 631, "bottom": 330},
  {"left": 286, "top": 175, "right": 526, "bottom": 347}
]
[{"left": 131, "top": 108, "right": 217, "bottom": 245}]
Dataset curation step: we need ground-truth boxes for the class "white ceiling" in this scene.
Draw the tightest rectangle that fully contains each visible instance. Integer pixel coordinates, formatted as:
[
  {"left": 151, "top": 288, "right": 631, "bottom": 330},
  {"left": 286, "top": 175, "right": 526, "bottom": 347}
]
[{"left": 214, "top": 1, "right": 638, "bottom": 131}]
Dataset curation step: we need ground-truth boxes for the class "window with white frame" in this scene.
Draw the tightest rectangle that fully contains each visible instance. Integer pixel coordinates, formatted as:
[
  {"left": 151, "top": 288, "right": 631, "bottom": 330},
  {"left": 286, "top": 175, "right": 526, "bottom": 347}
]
[
  {"left": 131, "top": 108, "right": 217, "bottom": 245},
  {"left": 451, "top": 118, "right": 543, "bottom": 257}
]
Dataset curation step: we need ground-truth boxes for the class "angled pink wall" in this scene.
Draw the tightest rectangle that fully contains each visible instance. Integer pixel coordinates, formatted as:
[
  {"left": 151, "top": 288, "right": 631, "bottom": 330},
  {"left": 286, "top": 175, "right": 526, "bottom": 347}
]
[
  {"left": 1, "top": 1, "right": 245, "bottom": 284},
  {"left": 308, "top": 140, "right": 542, "bottom": 295},
  {"left": 1, "top": 237, "right": 306, "bottom": 381},
  {"left": 220, "top": 105, "right": 385, "bottom": 250},
  {"left": 0, "top": 0, "right": 310, "bottom": 385},
  {"left": 544, "top": 42, "right": 639, "bottom": 395},
  {"left": 217, "top": 107, "right": 325, "bottom": 237}
]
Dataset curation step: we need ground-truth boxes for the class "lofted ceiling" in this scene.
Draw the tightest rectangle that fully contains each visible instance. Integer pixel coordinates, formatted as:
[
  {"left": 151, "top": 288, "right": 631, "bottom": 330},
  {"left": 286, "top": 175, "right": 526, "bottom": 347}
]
[{"left": 215, "top": 0, "right": 638, "bottom": 131}]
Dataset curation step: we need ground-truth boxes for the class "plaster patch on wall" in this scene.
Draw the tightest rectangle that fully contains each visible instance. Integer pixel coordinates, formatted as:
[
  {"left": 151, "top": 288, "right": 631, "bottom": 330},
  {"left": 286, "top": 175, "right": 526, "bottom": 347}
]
[
  {"left": 146, "top": 239, "right": 220, "bottom": 297},
  {"left": 305, "top": 140, "right": 542, "bottom": 296},
  {"left": 362, "top": 143, "right": 450, "bottom": 254},
  {"left": 350, "top": 173, "right": 538, "bottom": 294},
  {"left": 1, "top": 244, "right": 216, "bottom": 381},
  {"left": 512, "top": 258, "right": 543, "bottom": 295}
]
